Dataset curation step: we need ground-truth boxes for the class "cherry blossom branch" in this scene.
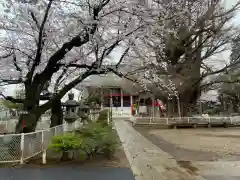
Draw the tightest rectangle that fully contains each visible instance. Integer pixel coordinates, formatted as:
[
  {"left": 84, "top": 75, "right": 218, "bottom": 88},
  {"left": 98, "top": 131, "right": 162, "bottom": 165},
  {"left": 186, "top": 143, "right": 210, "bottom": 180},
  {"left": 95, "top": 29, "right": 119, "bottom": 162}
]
[
  {"left": 201, "top": 79, "right": 240, "bottom": 91},
  {"left": 58, "top": 63, "right": 93, "bottom": 69},
  {"left": 116, "top": 46, "right": 130, "bottom": 68},
  {"left": 0, "top": 51, "right": 13, "bottom": 59},
  {"left": 0, "top": 94, "right": 24, "bottom": 103},
  {"left": 0, "top": 79, "right": 23, "bottom": 86},
  {"left": 28, "top": 0, "right": 53, "bottom": 80},
  {"left": 36, "top": 1, "right": 109, "bottom": 86},
  {"left": 30, "top": 12, "right": 40, "bottom": 29},
  {"left": 12, "top": 51, "right": 22, "bottom": 73},
  {"left": 0, "top": 45, "right": 34, "bottom": 61}
]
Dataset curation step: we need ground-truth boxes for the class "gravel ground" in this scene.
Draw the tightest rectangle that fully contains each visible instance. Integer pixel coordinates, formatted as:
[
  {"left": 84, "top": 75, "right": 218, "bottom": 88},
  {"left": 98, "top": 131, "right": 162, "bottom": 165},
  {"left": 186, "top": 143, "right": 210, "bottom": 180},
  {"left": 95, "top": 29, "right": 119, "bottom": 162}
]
[{"left": 135, "top": 127, "right": 240, "bottom": 161}]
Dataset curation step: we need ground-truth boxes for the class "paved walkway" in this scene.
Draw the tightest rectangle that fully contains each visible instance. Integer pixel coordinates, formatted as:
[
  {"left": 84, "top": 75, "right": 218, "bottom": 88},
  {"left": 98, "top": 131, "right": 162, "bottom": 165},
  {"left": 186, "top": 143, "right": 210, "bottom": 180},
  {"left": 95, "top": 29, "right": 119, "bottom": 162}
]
[
  {"left": 114, "top": 120, "right": 205, "bottom": 180},
  {"left": 0, "top": 167, "right": 134, "bottom": 180}
]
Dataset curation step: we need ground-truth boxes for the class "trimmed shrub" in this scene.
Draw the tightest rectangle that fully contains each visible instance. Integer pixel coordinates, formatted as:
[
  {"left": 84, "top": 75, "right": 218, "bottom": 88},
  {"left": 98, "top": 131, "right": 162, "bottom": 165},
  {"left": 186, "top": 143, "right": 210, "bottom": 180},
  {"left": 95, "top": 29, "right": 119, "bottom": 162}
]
[
  {"left": 80, "top": 122, "right": 108, "bottom": 138},
  {"left": 49, "top": 122, "right": 119, "bottom": 161},
  {"left": 77, "top": 122, "right": 118, "bottom": 159},
  {"left": 99, "top": 131, "right": 118, "bottom": 159},
  {"left": 49, "top": 133, "right": 82, "bottom": 160},
  {"left": 97, "top": 109, "right": 109, "bottom": 126}
]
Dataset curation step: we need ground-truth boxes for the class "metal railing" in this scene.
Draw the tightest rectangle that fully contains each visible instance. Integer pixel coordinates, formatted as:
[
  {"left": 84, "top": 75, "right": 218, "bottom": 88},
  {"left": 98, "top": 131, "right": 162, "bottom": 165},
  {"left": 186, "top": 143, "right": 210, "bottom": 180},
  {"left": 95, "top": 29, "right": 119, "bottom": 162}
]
[
  {"left": 131, "top": 116, "right": 240, "bottom": 125},
  {"left": 0, "top": 120, "right": 82, "bottom": 164}
]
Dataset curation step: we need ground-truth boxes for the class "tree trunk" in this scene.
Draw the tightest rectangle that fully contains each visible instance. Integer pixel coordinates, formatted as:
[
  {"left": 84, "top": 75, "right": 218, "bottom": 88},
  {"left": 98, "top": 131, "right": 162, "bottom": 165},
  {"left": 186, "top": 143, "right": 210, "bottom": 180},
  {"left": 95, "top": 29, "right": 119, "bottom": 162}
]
[
  {"left": 167, "top": 98, "right": 178, "bottom": 117},
  {"left": 10, "top": 105, "right": 41, "bottom": 158},
  {"left": 179, "top": 84, "right": 200, "bottom": 116},
  {"left": 167, "top": 84, "right": 200, "bottom": 117},
  {"left": 15, "top": 113, "right": 39, "bottom": 133},
  {"left": 14, "top": 93, "right": 42, "bottom": 133},
  {"left": 61, "top": 151, "right": 71, "bottom": 161},
  {"left": 232, "top": 99, "right": 239, "bottom": 113},
  {"left": 50, "top": 99, "right": 63, "bottom": 127}
]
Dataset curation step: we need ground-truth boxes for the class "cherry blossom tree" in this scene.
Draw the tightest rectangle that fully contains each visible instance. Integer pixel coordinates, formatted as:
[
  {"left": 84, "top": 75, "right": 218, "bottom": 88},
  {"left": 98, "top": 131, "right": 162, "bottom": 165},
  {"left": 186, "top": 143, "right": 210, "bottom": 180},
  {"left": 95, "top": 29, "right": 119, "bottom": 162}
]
[
  {"left": 0, "top": 0, "right": 144, "bottom": 132},
  {"left": 129, "top": 0, "right": 240, "bottom": 116}
]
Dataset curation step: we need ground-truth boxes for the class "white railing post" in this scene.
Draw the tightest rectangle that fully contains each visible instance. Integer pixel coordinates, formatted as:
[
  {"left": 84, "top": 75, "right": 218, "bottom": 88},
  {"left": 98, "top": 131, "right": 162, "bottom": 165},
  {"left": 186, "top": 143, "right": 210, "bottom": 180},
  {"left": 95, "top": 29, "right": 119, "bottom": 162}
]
[
  {"left": 107, "top": 111, "right": 110, "bottom": 125},
  {"left": 166, "top": 118, "right": 168, "bottom": 125},
  {"left": 42, "top": 131, "right": 46, "bottom": 164},
  {"left": 187, "top": 117, "right": 190, "bottom": 124},
  {"left": 5, "top": 121, "right": 8, "bottom": 132},
  {"left": 20, "top": 133, "right": 24, "bottom": 164},
  {"left": 54, "top": 126, "right": 57, "bottom": 136},
  {"left": 230, "top": 117, "right": 233, "bottom": 124}
]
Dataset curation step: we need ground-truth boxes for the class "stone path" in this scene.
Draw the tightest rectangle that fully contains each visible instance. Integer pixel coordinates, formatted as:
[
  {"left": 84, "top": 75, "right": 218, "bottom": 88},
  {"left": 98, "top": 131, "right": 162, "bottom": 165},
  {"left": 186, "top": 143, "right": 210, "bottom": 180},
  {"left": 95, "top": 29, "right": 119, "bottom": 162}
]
[{"left": 114, "top": 120, "right": 205, "bottom": 180}]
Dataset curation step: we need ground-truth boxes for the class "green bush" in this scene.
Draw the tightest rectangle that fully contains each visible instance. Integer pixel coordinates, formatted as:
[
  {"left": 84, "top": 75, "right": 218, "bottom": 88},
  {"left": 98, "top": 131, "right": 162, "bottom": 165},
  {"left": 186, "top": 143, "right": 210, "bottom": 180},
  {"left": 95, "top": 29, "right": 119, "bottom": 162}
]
[
  {"left": 99, "top": 131, "right": 118, "bottom": 159},
  {"left": 80, "top": 136, "right": 98, "bottom": 159},
  {"left": 77, "top": 122, "right": 118, "bottom": 159},
  {"left": 49, "top": 133, "right": 82, "bottom": 152},
  {"left": 49, "top": 133, "right": 82, "bottom": 160},
  {"left": 49, "top": 122, "right": 119, "bottom": 161},
  {"left": 97, "top": 109, "right": 109, "bottom": 126},
  {"left": 80, "top": 122, "right": 108, "bottom": 138}
]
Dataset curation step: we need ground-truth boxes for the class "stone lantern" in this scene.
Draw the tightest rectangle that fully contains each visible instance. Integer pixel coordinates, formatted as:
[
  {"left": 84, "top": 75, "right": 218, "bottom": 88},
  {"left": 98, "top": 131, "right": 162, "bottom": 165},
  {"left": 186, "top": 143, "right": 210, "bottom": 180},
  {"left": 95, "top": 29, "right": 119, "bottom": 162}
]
[
  {"left": 63, "top": 93, "right": 80, "bottom": 129},
  {"left": 78, "top": 102, "right": 90, "bottom": 124}
]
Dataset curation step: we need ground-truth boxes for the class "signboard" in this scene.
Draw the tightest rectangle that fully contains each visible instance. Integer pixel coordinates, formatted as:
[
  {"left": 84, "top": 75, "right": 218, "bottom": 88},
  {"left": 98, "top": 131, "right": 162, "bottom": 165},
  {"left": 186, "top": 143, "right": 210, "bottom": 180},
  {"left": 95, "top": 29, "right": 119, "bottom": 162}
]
[
  {"left": 19, "top": 111, "right": 28, "bottom": 114},
  {"left": 139, "top": 106, "right": 147, "bottom": 113}
]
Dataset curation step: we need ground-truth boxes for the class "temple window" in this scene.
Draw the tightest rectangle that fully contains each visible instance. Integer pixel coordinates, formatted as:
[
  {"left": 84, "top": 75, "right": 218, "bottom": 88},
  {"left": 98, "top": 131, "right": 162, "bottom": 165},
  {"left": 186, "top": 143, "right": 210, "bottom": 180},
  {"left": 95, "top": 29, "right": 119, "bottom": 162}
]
[
  {"left": 123, "top": 96, "right": 130, "bottom": 107},
  {"left": 113, "top": 96, "right": 121, "bottom": 107}
]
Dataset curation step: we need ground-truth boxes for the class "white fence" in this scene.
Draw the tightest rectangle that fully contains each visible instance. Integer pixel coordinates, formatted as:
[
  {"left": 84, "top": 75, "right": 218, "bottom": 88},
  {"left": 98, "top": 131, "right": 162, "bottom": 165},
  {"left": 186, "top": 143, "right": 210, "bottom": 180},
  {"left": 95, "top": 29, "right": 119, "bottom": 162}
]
[
  {"left": 131, "top": 116, "right": 240, "bottom": 125},
  {"left": 0, "top": 120, "right": 82, "bottom": 164}
]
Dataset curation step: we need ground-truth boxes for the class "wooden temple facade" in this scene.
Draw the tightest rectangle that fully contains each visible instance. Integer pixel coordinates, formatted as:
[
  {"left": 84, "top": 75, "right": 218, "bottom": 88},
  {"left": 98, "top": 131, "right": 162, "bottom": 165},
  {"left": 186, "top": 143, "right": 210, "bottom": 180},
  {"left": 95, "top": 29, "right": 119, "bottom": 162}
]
[{"left": 77, "top": 68, "right": 165, "bottom": 118}]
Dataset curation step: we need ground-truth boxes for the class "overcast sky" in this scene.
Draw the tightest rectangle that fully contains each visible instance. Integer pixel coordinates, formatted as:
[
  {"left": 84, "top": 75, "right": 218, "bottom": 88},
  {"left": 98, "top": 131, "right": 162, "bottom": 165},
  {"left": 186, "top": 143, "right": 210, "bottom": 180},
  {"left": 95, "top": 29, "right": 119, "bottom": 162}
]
[
  {"left": 2, "top": 0, "right": 240, "bottom": 102},
  {"left": 200, "top": 0, "right": 240, "bottom": 101}
]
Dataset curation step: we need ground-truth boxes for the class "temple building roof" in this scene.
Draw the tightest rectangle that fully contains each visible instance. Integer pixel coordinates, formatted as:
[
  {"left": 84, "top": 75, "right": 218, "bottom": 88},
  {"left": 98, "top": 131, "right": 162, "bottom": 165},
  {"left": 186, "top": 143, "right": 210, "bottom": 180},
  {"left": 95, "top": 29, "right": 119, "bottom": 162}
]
[
  {"left": 75, "top": 64, "right": 168, "bottom": 99},
  {"left": 75, "top": 64, "right": 142, "bottom": 91}
]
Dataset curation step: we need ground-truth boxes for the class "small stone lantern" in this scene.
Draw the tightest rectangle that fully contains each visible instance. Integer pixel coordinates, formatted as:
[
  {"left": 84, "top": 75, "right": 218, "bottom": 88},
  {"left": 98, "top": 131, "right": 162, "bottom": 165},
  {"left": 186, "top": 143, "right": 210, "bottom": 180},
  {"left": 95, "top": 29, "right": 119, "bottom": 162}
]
[
  {"left": 63, "top": 93, "right": 79, "bottom": 124},
  {"left": 78, "top": 102, "right": 90, "bottom": 124}
]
